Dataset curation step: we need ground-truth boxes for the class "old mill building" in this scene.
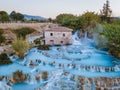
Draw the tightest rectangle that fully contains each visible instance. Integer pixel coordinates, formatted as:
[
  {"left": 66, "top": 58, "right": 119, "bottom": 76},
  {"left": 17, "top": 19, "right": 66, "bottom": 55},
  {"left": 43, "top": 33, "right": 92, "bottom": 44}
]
[{"left": 44, "top": 25, "right": 73, "bottom": 45}]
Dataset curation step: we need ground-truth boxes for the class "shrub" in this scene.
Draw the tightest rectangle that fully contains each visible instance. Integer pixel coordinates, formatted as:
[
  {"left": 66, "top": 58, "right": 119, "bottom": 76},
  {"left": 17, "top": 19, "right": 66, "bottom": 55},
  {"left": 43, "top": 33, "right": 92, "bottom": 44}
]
[
  {"left": 12, "top": 37, "right": 30, "bottom": 58},
  {"left": 0, "top": 35, "right": 6, "bottom": 44},
  {"left": 13, "top": 70, "right": 27, "bottom": 83},
  {"left": 34, "top": 38, "right": 41, "bottom": 45},
  {"left": 0, "top": 30, "right": 6, "bottom": 45},
  {"left": 38, "top": 45, "right": 50, "bottom": 50},
  {"left": 42, "top": 71, "right": 48, "bottom": 80},
  {"left": 12, "top": 27, "right": 35, "bottom": 39},
  {"left": 0, "top": 53, "right": 12, "bottom": 65},
  {"left": 103, "top": 24, "right": 120, "bottom": 58}
]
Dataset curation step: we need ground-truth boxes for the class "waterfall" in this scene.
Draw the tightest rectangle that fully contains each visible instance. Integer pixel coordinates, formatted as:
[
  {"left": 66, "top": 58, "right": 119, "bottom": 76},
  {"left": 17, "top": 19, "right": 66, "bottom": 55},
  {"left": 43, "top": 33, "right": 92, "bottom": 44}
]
[
  {"left": 27, "top": 74, "right": 37, "bottom": 84},
  {"left": 41, "top": 70, "right": 63, "bottom": 90},
  {"left": 41, "top": 70, "right": 81, "bottom": 90},
  {"left": 84, "top": 31, "right": 88, "bottom": 40},
  {"left": 83, "top": 78, "right": 91, "bottom": 90},
  {"left": 91, "top": 78, "right": 96, "bottom": 90},
  {"left": 72, "top": 30, "right": 94, "bottom": 47},
  {"left": 10, "top": 30, "right": 120, "bottom": 89},
  {"left": 72, "top": 31, "right": 82, "bottom": 45},
  {"left": 0, "top": 81, "right": 12, "bottom": 90}
]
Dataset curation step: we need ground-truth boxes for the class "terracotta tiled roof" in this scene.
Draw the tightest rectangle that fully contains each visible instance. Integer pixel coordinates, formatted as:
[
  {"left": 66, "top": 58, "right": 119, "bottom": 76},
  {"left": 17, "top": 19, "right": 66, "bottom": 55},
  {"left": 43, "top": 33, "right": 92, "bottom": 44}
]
[{"left": 45, "top": 26, "right": 72, "bottom": 32}]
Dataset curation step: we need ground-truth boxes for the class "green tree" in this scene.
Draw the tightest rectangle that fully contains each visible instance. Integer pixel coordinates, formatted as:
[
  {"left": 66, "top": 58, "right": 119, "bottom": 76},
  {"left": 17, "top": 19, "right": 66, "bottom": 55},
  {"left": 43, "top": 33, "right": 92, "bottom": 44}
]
[
  {"left": 56, "top": 14, "right": 79, "bottom": 30},
  {"left": 16, "top": 13, "right": 24, "bottom": 21},
  {"left": 12, "top": 37, "right": 30, "bottom": 58},
  {"left": 100, "top": 0, "right": 112, "bottom": 23},
  {"left": 56, "top": 14, "right": 76, "bottom": 25},
  {"left": 56, "top": 14, "right": 72, "bottom": 24},
  {"left": 81, "top": 11, "right": 100, "bottom": 30},
  {"left": 55, "top": 12, "right": 100, "bottom": 31},
  {"left": 80, "top": 11, "right": 100, "bottom": 38},
  {"left": 0, "top": 11, "right": 9, "bottom": 23},
  {"left": 48, "top": 17, "right": 52, "bottom": 22},
  {"left": 74, "top": 16, "right": 84, "bottom": 30},
  {"left": 10, "top": 11, "right": 24, "bottom": 21},
  {"left": 12, "top": 27, "right": 35, "bottom": 39},
  {"left": 10, "top": 11, "right": 16, "bottom": 21},
  {"left": 103, "top": 24, "right": 120, "bottom": 58}
]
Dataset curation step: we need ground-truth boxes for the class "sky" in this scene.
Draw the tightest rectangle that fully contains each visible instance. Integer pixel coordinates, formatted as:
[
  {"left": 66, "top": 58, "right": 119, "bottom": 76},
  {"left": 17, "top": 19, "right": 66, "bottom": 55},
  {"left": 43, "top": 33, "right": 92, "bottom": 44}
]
[{"left": 0, "top": 0, "right": 120, "bottom": 18}]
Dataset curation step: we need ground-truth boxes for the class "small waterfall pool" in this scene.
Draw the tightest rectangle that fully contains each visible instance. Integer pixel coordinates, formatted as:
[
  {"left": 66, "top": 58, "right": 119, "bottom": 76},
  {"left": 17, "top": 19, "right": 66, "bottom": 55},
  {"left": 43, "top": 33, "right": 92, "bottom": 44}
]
[{"left": 0, "top": 31, "right": 120, "bottom": 90}]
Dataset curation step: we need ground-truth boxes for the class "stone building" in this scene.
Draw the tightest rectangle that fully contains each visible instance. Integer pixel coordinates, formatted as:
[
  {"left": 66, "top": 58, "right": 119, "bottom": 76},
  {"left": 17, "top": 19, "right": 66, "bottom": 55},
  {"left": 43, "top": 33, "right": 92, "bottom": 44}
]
[{"left": 44, "top": 26, "right": 72, "bottom": 45}]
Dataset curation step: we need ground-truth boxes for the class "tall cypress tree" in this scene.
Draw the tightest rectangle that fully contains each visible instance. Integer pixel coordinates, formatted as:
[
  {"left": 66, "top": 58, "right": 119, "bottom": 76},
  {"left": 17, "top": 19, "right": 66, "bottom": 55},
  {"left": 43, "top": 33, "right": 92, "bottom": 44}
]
[{"left": 100, "top": 0, "right": 112, "bottom": 23}]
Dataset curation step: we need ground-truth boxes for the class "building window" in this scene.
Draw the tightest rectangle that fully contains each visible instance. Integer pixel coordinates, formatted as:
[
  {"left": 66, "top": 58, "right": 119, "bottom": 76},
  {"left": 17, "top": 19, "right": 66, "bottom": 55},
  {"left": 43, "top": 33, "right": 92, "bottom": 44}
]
[
  {"left": 50, "top": 33, "right": 53, "bottom": 36},
  {"left": 63, "top": 33, "right": 65, "bottom": 37},
  {"left": 61, "top": 41, "right": 63, "bottom": 44}
]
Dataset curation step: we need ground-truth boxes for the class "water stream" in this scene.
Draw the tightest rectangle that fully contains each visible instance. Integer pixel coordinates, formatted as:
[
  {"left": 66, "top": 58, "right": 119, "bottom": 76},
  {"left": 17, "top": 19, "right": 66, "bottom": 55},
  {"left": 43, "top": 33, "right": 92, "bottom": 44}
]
[{"left": 0, "top": 31, "right": 120, "bottom": 90}]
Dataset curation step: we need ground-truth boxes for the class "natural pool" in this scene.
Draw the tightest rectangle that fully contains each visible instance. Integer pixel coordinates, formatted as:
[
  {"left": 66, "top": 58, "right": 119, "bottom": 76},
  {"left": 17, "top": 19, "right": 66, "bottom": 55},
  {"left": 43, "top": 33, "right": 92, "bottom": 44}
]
[{"left": 0, "top": 31, "right": 120, "bottom": 90}]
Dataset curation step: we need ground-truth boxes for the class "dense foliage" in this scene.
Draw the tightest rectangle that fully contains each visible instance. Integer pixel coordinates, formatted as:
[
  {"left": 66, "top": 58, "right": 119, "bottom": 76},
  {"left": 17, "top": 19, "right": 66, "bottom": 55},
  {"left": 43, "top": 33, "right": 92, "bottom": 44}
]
[
  {"left": 56, "top": 14, "right": 77, "bottom": 29},
  {"left": 0, "top": 53, "right": 12, "bottom": 65},
  {"left": 81, "top": 12, "right": 100, "bottom": 29},
  {"left": 55, "top": 12, "right": 100, "bottom": 31},
  {"left": 12, "top": 37, "right": 30, "bottom": 58},
  {"left": 103, "top": 24, "right": 120, "bottom": 58},
  {"left": 100, "top": 0, "right": 112, "bottom": 23},
  {"left": 0, "top": 10, "right": 24, "bottom": 22},
  {"left": 12, "top": 27, "right": 35, "bottom": 39},
  {"left": 38, "top": 45, "right": 50, "bottom": 50},
  {"left": 10, "top": 11, "right": 24, "bottom": 21},
  {"left": 34, "top": 38, "right": 41, "bottom": 45},
  {"left": 0, "top": 11, "right": 9, "bottom": 22},
  {"left": 0, "top": 29, "right": 6, "bottom": 45},
  {"left": 0, "top": 1, "right": 120, "bottom": 59},
  {"left": 13, "top": 70, "right": 27, "bottom": 83}
]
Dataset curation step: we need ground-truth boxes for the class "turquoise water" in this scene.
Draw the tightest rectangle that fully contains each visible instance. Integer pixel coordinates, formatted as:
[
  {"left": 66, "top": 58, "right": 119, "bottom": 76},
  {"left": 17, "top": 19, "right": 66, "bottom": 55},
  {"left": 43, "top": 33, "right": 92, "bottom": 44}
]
[
  {"left": 12, "top": 82, "right": 42, "bottom": 90},
  {"left": 0, "top": 31, "right": 120, "bottom": 90}
]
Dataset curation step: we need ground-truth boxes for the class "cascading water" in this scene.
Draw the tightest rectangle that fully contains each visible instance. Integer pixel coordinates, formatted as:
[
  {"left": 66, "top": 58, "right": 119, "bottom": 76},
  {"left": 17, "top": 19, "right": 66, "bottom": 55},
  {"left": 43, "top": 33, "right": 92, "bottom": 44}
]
[
  {"left": 72, "top": 31, "right": 82, "bottom": 45},
  {"left": 91, "top": 78, "right": 96, "bottom": 90},
  {"left": 26, "top": 74, "right": 37, "bottom": 84},
  {"left": 41, "top": 70, "right": 81, "bottom": 90},
  {"left": 0, "top": 78, "right": 12, "bottom": 90},
  {"left": 83, "top": 77, "right": 91, "bottom": 90},
  {"left": 72, "top": 31, "right": 93, "bottom": 46},
  {"left": 41, "top": 70, "right": 63, "bottom": 90},
  {"left": 1, "top": 31, "right": 119, "bottom": 90}
]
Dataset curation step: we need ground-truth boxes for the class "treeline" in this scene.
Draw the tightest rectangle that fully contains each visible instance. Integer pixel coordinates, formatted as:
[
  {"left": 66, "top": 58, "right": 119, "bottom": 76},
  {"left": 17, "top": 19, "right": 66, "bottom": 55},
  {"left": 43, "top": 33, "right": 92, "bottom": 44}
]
[
  {"left": 0, "top": 11, "right": 24, "bottom": 23},
  {"left": 54, "top": 0, "right": 120, "bottom": 59},
  {"left": 0, "top": 11, "right": 47, "bottom": 23},
  {"left": 55, "top": 12, "right": 100, "bottom": 31},
  {"left": 54, "top": 0, "right": 119, "bottom": 31}
]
